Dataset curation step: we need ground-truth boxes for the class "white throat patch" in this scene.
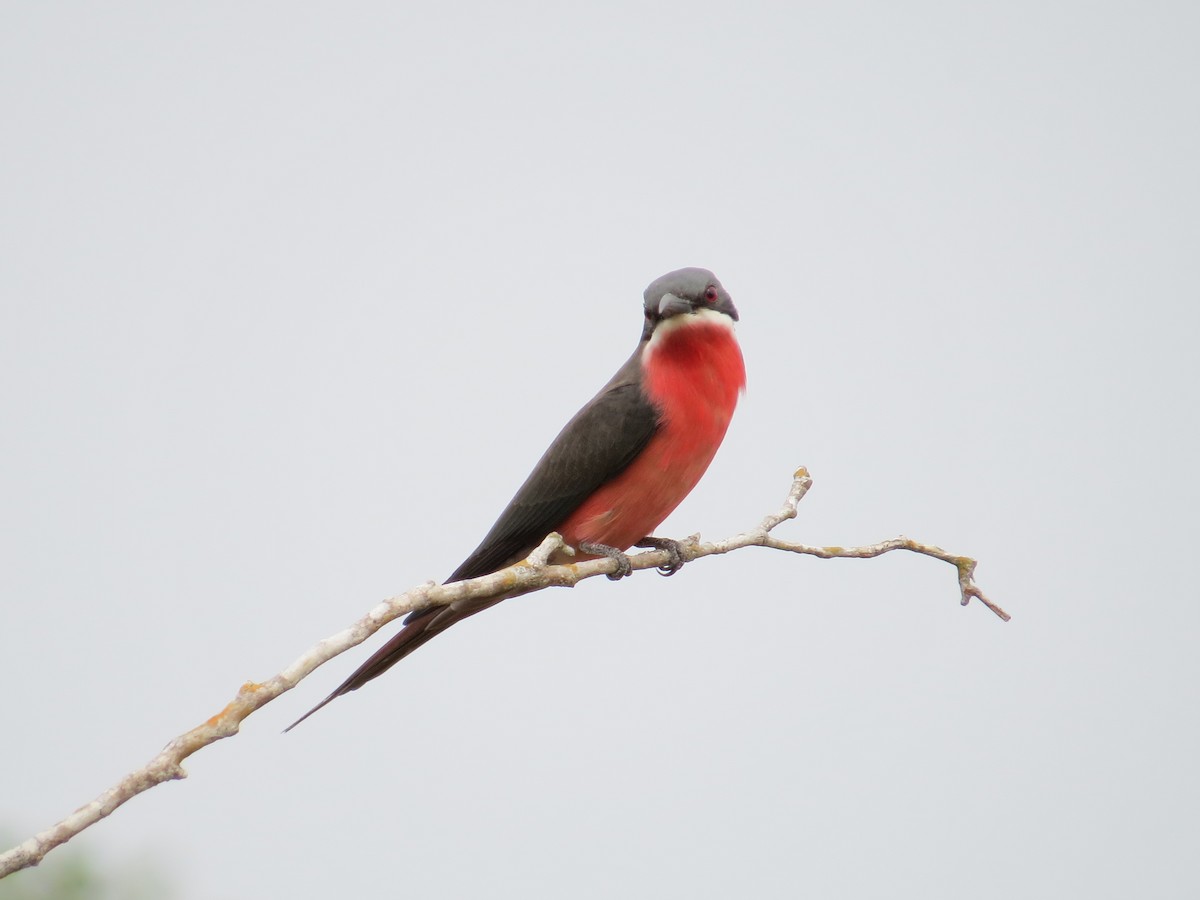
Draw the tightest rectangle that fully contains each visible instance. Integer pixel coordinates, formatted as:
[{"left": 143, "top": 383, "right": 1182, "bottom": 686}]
[{"left": 646, "top": 307, "right": 736, "bottom": 353}]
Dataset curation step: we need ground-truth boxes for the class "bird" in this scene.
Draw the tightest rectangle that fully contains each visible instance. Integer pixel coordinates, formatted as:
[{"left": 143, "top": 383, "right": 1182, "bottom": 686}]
[{"left": 286, "top": 266, "right": 745, "bottom": 730}]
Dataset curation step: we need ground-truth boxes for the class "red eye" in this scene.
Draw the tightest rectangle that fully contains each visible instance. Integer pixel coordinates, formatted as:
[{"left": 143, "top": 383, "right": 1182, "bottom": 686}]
[{"left": 704, "top": 286, "right": 719, "bottom": 303}]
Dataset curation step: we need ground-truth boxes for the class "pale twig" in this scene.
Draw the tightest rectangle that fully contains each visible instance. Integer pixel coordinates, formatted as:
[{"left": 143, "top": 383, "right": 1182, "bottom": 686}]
[
  {"left": 682, "top": 468, "right": 1010, "bottom": 622},
  {"left": 0, "top": 467, "right": 1006, "bottom": 878}
]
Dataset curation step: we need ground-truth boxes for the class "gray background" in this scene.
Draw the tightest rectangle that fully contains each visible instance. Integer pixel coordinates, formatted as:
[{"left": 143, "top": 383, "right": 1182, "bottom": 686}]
[{"left": 3, "top": 2, "right": 1197, "bottom": 898}]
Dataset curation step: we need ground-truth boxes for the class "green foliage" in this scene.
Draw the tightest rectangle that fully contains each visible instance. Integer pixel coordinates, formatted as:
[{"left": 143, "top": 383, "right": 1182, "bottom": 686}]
[{"left": 0, "top": 834, "right": 175, "bottom": 900}]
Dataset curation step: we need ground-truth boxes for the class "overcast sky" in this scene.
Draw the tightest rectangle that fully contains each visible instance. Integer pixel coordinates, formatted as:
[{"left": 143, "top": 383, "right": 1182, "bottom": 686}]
[{"left": 3, "top": 3, "right": 1198, "bottom": 899}]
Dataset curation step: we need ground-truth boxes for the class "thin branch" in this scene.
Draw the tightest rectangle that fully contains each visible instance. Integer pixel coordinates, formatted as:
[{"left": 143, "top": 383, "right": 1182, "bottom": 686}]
[
  {"left": 0, "top": 467, "right": 1006, "bottom": 879},
  {"left": 689, "top": 468, "right": 1010, "bottom": 622}
]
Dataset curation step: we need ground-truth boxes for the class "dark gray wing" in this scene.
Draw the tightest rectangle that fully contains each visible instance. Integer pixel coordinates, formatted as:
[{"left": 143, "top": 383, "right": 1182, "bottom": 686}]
[
  {"left": 447, "top": 357, "right": 659, "bottom": 582},
  {"left": 285, "top": 346, "right": 658, "bottom": 730}
]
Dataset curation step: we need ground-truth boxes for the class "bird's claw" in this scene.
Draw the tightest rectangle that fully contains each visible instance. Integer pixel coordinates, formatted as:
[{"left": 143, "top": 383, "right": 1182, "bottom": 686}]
[
  {"left": 635, "top": 537, "right": 686, "bottom": 576},
  {"left": 578, "top": 541, "right": 633, "bottom": 580}
]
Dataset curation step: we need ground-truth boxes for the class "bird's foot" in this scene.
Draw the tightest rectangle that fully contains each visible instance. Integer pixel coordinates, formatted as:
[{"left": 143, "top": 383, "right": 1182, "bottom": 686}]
[
  {"left": 578, "top": 541, "right": 633, "bottom": 580},
  {"left": 635, "top": 536, "right": 686, "bottom": 576}
]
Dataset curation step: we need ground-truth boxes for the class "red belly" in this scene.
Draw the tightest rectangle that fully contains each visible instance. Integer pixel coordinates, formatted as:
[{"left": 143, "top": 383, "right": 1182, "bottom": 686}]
[{"left": 560, "top": 320, "right": 745, "bottom": 550}]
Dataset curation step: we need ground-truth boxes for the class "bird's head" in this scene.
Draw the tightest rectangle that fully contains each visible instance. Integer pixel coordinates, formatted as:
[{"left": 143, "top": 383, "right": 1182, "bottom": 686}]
[{"left": 641, "top": 267, "right": 739, "bottom": 341}]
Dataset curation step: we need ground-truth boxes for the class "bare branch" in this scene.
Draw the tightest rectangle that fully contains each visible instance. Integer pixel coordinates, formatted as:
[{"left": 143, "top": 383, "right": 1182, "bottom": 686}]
[{"left": 0, "top": 467, "right": 1006, "bottom": 879}]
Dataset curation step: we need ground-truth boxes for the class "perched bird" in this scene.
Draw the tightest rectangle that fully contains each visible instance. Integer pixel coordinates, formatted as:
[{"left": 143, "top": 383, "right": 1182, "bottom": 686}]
[{"left": 287, "top": 267, "right": 745, "bottom": 729}]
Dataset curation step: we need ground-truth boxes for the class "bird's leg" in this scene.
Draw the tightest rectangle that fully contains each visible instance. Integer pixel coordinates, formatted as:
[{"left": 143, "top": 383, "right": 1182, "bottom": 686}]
[
  {"left": 577, "top": 541, "right": 633, "bottom": 580},
  {"left": 635, "top": 536, "right": 686, "bottom": 576}
]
